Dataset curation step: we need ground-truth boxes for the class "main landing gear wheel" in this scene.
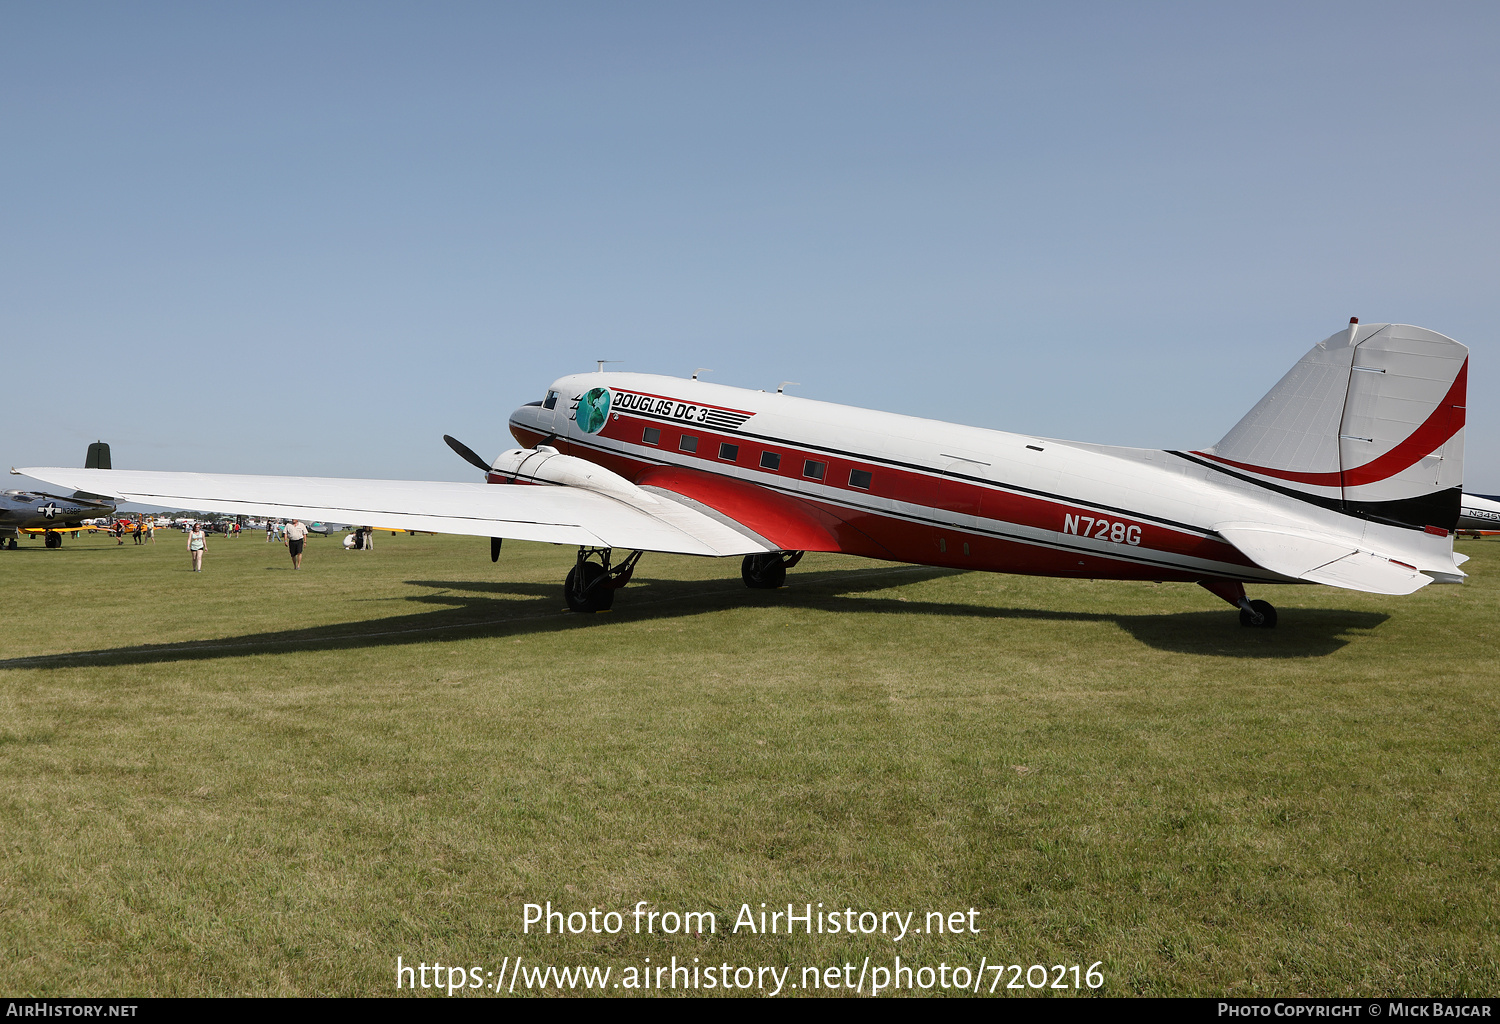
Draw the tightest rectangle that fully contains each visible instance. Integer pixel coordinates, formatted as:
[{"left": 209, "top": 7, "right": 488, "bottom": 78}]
[
  {"left": 44, "top": 531, "right": 61, "bottom": 549},
  {"left": 742, "top": 553, "right": 785, "bottom": 589},
  {"left": 565, "top": 562, "right": 614, "bottom": 613},
  {"left": 564, "top": 547, "right": 643, "bottom": 613},
  {"left": 741, "top": 551, "right": 804, "bottom": 590},
  {"left": 1238, "top": 599, "right": 1277, "bottom": 628}
]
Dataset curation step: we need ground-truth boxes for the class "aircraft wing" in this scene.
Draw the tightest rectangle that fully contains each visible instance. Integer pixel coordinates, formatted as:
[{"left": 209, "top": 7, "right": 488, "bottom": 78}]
[{"left": 14, "top": 467, "right": 773, "bottom": 557}]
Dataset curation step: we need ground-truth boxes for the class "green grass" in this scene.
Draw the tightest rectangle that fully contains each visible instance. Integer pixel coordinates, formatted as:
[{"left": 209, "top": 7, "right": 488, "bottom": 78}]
[{"left": 1, "top": 528, "right": 1497, "bottom": 996}]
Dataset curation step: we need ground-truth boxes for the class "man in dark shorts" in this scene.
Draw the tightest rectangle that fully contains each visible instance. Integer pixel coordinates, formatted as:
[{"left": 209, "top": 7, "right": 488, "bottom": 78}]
[{"left": 284, "top": 519, "right": 309, "bottom": 569}]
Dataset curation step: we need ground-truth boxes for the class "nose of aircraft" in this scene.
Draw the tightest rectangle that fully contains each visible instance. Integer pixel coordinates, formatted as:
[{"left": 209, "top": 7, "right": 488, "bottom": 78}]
[{"left": 508, "top": 391, "right": 562, "bottom": 447}]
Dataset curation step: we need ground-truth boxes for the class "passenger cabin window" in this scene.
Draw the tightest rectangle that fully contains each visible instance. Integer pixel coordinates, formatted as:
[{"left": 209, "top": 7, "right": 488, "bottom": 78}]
[
  {"left": 641, "top": 426, "right": 661, "bottom": 446},
  {"left": 718, "top": 442, "right": 739, "bottom": 462},
  {"left": 803, "top": 460, "right": 825, "bottom": 480},
  {"left": 543, "top": 391, "right": 558, "bottom": 410},
  {"left": 849, "top": 469, "right": 872, "bottom": 490},
  {"left": 679, "top": 435, "right": 698, "bottom": 453},
  {"left": 759, "top": 451, "right": 781, "bottom": 471}
]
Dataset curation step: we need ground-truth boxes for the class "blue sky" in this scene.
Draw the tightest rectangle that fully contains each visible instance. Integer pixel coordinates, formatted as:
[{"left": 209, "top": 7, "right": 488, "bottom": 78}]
[{"left": 4, "top": 2, "right": 1497, "bottom": 492}]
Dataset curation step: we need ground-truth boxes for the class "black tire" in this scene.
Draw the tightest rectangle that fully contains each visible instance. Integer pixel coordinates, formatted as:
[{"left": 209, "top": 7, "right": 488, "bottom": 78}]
[
  {"left": 742, "top": 552, "right": 787, "bottom": 589},
  {"left": 1238, "top": 599, "right": 1277, "bottom": 628},
  {"left": 44, "top": 532, "right": 60, "bottom": 549},
  {"left": 565, "top": 561, "right": 615, "bottom": 613}
]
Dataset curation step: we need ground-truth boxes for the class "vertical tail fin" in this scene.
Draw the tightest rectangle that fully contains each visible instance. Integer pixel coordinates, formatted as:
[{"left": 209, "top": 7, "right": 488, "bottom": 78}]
[
  {"left": 85, "top": 441, "right": 112, "bottom": 470},
  {"left": 1193, "top": 321, "right": 1466, "bottom": 531}
]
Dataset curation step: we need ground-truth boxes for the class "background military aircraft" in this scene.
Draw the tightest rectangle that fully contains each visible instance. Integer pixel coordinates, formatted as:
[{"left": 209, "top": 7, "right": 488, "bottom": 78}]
[
  {"left": 0, "top": 490, "right": 118, "bottom": 549},
  {"left": 2, "top": 443, "right": 117, "bottom": 549}
]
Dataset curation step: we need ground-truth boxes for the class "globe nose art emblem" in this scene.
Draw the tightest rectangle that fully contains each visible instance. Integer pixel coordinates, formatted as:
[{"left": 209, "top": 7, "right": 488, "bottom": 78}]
[{"left": 577, "top": 388, "right": 612, "bottom": 434}]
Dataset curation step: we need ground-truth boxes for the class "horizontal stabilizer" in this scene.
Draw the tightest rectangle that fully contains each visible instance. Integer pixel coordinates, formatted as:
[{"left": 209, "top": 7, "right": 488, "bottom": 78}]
[
  {"left": 1214, "top": 523, "right": 1357, "bottom": 576},
  {"left": 1214, "top": 522, "right": 1431, "bottom": 596},
  {"left": 1303, "top": 551, "right": 1428, "bottom": 595}
]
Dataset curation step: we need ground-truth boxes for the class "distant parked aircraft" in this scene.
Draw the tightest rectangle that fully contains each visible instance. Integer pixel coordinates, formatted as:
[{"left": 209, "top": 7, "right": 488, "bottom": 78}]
[
  {"left": 19, "top": 321, "right": 1470, "bottom": 627},
  {"left": 2, "top": 443, "right": 117, "bottom": 549},
  {"left": 1456, "top": 493, "right": 1500, "bottom": 538}
]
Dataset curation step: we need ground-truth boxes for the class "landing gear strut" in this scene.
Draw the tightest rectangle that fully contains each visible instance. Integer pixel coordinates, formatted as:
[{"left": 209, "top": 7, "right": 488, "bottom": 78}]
[
  {"left": 741, "top": 550, "right": 803, "bottom": 589},
  {"left": 565, "top": 547, "right": 643, "bottom": 613},
  {"left": 1199, "top": 579, "right": 1277, "bottom": 628}
]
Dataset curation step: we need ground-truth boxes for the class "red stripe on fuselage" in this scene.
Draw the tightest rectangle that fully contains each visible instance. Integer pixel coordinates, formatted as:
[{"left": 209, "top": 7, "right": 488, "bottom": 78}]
[
  {"left": 512, "top": 414, "right": 1257, "bottom": 580},
  {"left": 603, "top": 411, "right": 1249, "bottom": 566},
  {"left": 632, "top": 465, "right": 890, "bottom": 556}
]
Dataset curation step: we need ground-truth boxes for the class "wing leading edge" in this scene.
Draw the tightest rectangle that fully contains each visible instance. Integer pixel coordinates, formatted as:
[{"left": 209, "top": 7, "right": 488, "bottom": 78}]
[{"left": 13, "top": 467, "right": 772, "bottom": 558}]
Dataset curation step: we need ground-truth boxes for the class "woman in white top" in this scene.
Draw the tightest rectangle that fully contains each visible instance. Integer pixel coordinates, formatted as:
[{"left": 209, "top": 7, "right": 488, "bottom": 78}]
[{"left": 188, "top": 524, "right": 206, "bottom": 572}]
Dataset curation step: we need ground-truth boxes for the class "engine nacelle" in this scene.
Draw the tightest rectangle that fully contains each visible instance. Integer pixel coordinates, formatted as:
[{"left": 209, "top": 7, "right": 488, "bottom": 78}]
[{"left": 487, "top": 446, "right": 654, "bottom": 505}]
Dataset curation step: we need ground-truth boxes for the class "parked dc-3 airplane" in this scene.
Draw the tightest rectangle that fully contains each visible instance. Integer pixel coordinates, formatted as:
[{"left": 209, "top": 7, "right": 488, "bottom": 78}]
[{"left": 17, "top": 320, "right": 1470, "bottom": 627}]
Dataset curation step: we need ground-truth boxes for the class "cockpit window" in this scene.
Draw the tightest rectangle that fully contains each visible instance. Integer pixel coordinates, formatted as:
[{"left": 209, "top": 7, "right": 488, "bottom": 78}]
[{"left": 543, "top": 391, "right": 559, "bottom": 410}]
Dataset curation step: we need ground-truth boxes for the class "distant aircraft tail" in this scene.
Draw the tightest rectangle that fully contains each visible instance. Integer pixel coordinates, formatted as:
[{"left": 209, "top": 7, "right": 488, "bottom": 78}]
[
  {"left": 85, "top": 441, "right": 111, "bottom": 470},
  {"left": 1189, "top": 320, "right": 1467, "bottom": 531}
]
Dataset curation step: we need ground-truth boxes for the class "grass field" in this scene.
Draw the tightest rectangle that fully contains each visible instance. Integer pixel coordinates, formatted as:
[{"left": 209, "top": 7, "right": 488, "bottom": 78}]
[{"left": 1, "top": 527, "right": 1497, "bottom": 997}]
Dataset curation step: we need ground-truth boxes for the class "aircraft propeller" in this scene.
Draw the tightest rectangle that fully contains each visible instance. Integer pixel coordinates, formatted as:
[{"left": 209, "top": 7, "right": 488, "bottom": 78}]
[
  {"left": 443, "top": 435, "right": 503, "bottom": 563},
  {"left": 443, "top": 434, "right": 491, "bottom": 473}
]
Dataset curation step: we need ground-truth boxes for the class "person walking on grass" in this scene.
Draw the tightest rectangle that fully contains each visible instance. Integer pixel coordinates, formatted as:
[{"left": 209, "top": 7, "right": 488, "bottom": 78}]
[
  {"left": 284, "top": 518, "right": 309, "bottom": 569},
  {"left": 187, "top": 522, "right": 206, "bottom": 572}
]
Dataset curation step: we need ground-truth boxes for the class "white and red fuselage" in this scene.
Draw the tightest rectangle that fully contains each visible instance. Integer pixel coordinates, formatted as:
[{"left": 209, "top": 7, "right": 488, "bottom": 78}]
[{"left": 506, "top": 370, "right": 1460, "bottom": 591}]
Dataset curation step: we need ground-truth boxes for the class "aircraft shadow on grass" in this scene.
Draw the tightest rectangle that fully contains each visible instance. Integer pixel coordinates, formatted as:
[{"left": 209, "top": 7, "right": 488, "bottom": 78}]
[{"left": 0, "top": 565, "right": 1387, "bottom": 670}]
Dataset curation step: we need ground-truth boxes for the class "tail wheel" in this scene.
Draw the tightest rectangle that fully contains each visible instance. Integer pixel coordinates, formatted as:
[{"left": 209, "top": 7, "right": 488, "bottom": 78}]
[
  {"left": 742, "top": 552, "right": 788, "bottom": 589},
  {"left": 1238, "top": 599, "right": 1278, "bottom": 628},
  {"left": 565, "top": 561, "right": 615, "bottom": 613}
]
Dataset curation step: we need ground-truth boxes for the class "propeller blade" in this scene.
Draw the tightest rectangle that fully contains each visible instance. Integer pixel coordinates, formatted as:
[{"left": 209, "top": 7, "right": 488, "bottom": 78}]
[
  {"left": 491, "top": 537, "right": 502, "bottom": 562},
  {"left": 443, "top": 435, "right": 491, "bottom": 473}
]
